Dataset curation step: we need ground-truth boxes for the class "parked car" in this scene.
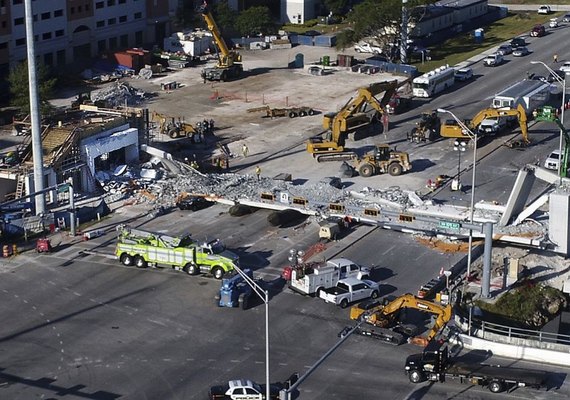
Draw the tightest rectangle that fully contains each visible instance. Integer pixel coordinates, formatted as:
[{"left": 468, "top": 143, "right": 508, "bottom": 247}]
[
  {"left": 497, "top": 44, "right": 513, "bottom": 55},
  {"left": 538, "top": 5, "right": 551, "bottom": 14},
  {"left": 354, "top": 42, "right": 382, "bottom": 54},
  {"left": 563, "top": 13, "right": 570, "bottom": 22},
  {"left": 454, "top": 67, "right": 473, "bottom": 81},
  {"left": 530, "top": 24, "right": 546, "bottom": 37},
  {"left": 176, "top": 196, "right": 214, "bottom": 211},
  {"left": 510, "top": 37, "right": 527, "bottom": 48},
  {"left": 483, "top": 53, "right": 504, "bottom": 67},
  {"left": 549, "top": 18, "right": 559, "bottom": 28},
  {"left": 559, "top": 61, "right": 570, "bottom": 73},
  {"left": 544, "top": 149, "right": 561, "bottom": 170},
  {"left": 208, "top": 379, "right": 282, "bottom": 400},
  {"left": 512, "top": 46, "right": 530, "bottom": 57}
]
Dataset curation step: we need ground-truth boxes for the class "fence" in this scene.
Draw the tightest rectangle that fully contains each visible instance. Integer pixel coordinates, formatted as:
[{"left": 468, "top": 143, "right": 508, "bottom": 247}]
[{"left": 461, "top": 314, "right": 570, "bottom": 352}]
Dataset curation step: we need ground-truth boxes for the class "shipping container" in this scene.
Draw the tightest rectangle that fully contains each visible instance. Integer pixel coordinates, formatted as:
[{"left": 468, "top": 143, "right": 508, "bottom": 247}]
[
  {"left": 297, "top": 35, "right": 314, "bottom": 46},
  {"left": 337, "top": 54, "right": 354, "bottom": 67},
  {"left": 314, "top": 34, "right": 337, "bottom": 47}
]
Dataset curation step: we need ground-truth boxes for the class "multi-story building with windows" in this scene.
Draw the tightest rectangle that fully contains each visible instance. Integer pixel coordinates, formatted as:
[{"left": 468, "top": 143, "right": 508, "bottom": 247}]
[{"left": 0, "top": 0, "right": 178, "bottom": 77}]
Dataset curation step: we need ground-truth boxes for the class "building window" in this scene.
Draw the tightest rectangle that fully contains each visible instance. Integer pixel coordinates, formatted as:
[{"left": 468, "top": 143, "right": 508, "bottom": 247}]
[
  {"left": 98, "top": 39, "right": 106, "bottom": 53},
  {"left": 55, "top": 29, "right": 64, "bottom": 37},
  {"left": 96, "top": 20, "right": 104, "bottom": 28},
  {"left": 13, "top": 0, "right": 23, "bottom": 4},
  {"left": 70, "top": 7, "right": 74, "bottom": 15},
  {"left": 135, "top": 30, "right": 143, "bottom": 44},
  {"left": 119, "top": 15, "right": 127, "bottom": 23},
  {"left": 120, "top": 34, "right": 128, "bottom": 48},
  {"left": 108, "top": 18, "right": 116, "bottom": 25},
  {"left": 14, "top": 17, "right": 23, "bottom": 25},
  {"left": 119, "top": 0, "right": 126, "bottom": 3},
  {"left": 134, "top": 12, "right": 141, "bottom": 19},
  {"left": 1, "top": 21, "right": 5, "bottom": 28},
  {"left": 56, "top": 49, "right": 65, "bottom": 65},
  {"left": 96, "top": 1, "right": 104, "bottom": 9},
  {"left": 41, "top": 12, "right": 50, "bottom": 20},
  {"left": 15, "top": 38, "right": 25, "bottom": 46},
  {"left": 54, "top": 9, "right": 63, "bottom": 17},
  {"left": 109, "top": 37, "right": 117, "bottom": 50},
  {"left": 86, "top": 4, "right": 90, "bottom": 11},
  {"left": 44, "top": 52, "right": 53, "bottom": 66},
  {"left": 78, "top": 6, "right": 82, "bottom": 12},
  {"left": 0, "top": 42, "right": 7, "bottom": 49},
  {"left": 42, "top": 32, "right": 52, "bottom": 40},
  {"left": 107, "top": 0, "right": 115, "bottom": 6}
]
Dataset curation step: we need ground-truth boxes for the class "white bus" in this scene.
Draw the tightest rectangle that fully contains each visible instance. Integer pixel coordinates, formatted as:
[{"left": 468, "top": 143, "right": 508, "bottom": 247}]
[{"left": 412, "top": 65, "right": 456, "bottom": 98}]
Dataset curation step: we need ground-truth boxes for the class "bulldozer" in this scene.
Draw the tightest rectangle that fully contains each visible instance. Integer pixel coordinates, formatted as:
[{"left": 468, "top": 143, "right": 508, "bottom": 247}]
[
  {"left": 407, "top": 111, "right": 440, "bottom": 143},
  {"left": 354, "top": 144, "right": 412, "bottom": 177}
]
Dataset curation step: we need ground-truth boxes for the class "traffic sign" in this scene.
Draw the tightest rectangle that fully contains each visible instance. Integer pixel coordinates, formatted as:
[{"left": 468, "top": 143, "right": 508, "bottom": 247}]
[{"left": 439, "top": 221, "right": 461, "bottom": 230}]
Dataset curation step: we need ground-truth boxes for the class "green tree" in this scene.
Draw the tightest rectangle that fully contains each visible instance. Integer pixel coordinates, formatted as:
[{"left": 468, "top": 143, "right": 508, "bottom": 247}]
[
  {"left": 174, "top": 0, "right": 200, "bottom": 30},
  {"left": 235, "top": 6, "right": 275, "bottom": 37},
  {"left": 348, "top": 0, "right": 435, "bottom": 48},
  {"left": 213, "top": 1, "right": 238, "bottom": 35},
  {"left": 8, "top": 61, "right": 56, "bottom": 115},
  {"left": 324, "top": 0, "right": 348, "bottom": 15}
]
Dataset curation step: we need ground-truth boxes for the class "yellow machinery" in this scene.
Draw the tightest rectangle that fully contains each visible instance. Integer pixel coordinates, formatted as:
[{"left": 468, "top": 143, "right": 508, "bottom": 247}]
[
  {"left": 306, "top": 80, "right": 402, "bottom": 162},
  {"left": 354, "top": 144, "right": 412, "bottom": 177},
  {"left": 199, "top": 2, "right": 243, "bottom": 81},
  {"left": 349, "top": 293, "right": 452, "bottom": 346},
  {"left": 440, "top": 104, "right": 528, "bottom": 145},
  {"left": 151, "top": 111, "right": 205, "bottom": 140}
]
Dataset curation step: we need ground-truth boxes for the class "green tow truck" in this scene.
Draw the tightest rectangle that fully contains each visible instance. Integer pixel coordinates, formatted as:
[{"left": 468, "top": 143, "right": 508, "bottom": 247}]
[{"left": 115, "top": 224, "right": 238, "bottom": 279}]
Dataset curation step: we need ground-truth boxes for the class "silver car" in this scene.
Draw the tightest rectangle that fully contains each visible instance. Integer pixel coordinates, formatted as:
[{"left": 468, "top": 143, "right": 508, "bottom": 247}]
[{"left": 497, "top": 44, "right": 513, "bottom": 55}]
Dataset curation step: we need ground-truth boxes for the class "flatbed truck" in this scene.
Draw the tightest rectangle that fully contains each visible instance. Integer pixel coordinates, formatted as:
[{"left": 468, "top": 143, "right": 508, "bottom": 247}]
[{"left": 405, "top": 341, "right": 548, "bottom": 394}]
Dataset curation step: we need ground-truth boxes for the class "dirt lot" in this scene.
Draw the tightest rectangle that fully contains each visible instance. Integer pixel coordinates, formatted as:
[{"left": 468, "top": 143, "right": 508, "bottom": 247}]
[{"left": 50, "top": 45, "right": 407, "bottom": 184}]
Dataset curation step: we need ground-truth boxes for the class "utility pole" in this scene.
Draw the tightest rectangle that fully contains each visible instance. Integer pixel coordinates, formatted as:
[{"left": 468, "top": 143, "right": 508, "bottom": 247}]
[
  {"left": 24, "top": 0, "right": 46, "bottom": 215},
  {"left": 400, "top": 0, "right": 409, "bottom": 64}
]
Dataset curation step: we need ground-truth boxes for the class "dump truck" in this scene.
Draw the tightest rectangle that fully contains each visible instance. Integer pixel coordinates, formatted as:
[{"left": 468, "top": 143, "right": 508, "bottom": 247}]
[
  {"left": 405, "top": 341, "right": 548, "bottom": 393},
  {"left": 115, "top": 224, "right": 237, "bottom": 279}
]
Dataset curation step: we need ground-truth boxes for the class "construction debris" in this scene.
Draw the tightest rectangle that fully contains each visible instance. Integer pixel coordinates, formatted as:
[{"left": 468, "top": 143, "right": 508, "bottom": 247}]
[{"left": 91, "top": 82, "right": 149, "bottom": 107}]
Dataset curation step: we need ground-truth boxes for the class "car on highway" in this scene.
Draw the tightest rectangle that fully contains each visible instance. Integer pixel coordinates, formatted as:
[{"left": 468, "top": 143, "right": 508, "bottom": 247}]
[
  {"left": 208, "top": 379, "right": 281, "bottom": 400},
  {"left": 510, "top": 37, "right": 527, "bottom": 48},
  {"left": 538, "top": 5, "right": 551, "bottom": 14},
  {"left": 549, "top": 18, "right": 559, "bottom": 28},
  {"left": 564, "top": 13, "right": 570, "bottom": 22},
  {"left": 176, "top": 195, "right": 214, "bottom": 211},
  {"left": 512, "top": 46, "right": 530, "bottom": 57},
  {"left": 559, "top": 62, "right": 570, "bottom": 73},
  {"left": 483, "top": 52, "right": 504, "bottom": 67},
  {"left": 454, "top": 67, "right": 473, "bottom": 81},
  {"left": 497, "top": 44, "right": 513, "bottom": 55},
  {"left": 544, "top": 149, "right": 561, "bottom": 170},
  {"left": 530, "top": 24, "right": 546, "bottom": 37}
]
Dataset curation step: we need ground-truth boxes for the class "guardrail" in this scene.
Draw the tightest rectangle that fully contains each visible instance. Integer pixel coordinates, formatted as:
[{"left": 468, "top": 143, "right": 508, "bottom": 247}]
[{"left": 458, "top": 314, "right": 570, "bottom": 351}]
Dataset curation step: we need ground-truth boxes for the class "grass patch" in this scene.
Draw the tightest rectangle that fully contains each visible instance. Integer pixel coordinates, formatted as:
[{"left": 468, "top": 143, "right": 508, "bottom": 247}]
[
  {"left": 414, "top": 11, "right": 564, "bottom": 73},
  {"left": 475, "top": 283, "right": 567, "bottom": 327}
]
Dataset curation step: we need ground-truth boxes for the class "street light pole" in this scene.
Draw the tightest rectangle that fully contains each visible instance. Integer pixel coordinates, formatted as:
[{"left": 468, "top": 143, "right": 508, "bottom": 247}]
[
  {"left": 453, "top": 140, "right": 466, "bottom": 191},
  {"left": 530, "top": 60, "right": 566, "bottom": 183},
  {"left": 232, "top": 265, "right": 270, "bottom": 400},
  {"left": 437, "top": 109, "right": 478, "bottom": 285}
]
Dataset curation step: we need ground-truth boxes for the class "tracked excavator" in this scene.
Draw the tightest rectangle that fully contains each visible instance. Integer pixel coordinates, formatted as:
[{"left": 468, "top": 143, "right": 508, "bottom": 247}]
[
  {"left": 198, "top": 2, "right": 243, "bottom": 81},
  {"left": 306, "top": 80, "right": 406, "bottom": 162},
  {"left": 440, "top": 104, "right": 529, "bottom": 145},
  {"left": 348, "top": 293, "right": 452, "bottom": 346},
  {"left": 533, "top": 106, "right": 569, "bottom": 177}
]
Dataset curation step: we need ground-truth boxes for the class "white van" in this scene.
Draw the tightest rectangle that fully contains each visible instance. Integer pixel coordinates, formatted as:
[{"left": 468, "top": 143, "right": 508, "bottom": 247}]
[{"left": 483, "top": 53, "right": 504, "bottom": 67}]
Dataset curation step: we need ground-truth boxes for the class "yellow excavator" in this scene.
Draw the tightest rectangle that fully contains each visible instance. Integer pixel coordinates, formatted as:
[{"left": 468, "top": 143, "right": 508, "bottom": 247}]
[
  {"left": 306, "top": 80, "right": 405, "bottom": 162},
  {"left": 348, "top": 293, "right": 452, "bottom": 346},
  {"left": 198, "top": 2, "right": 243, "bottom": 81},
  {"left": 440, "top": 104, "right": 529, "bottom": 145}
]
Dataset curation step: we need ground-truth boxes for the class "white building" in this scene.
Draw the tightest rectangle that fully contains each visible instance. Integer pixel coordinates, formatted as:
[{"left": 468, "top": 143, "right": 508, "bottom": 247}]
[{"left": 280, "top": 0, "right": 317, "bottom": 24}]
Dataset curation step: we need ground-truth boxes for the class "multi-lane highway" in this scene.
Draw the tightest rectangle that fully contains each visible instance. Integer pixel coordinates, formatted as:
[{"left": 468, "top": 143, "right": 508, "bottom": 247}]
[{"left": 2, "top": 16, "right": 570, "bottom": 400}]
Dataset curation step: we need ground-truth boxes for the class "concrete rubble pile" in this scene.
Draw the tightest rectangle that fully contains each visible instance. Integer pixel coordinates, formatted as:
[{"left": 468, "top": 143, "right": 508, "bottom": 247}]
[{"left": 92, "top": 82, "right": 148, "bottom": 107}]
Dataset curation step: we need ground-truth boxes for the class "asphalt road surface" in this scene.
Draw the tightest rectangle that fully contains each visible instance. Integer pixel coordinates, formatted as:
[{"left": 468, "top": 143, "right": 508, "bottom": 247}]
[{"left": 3, "top": 13, "right": 570, "bottom": 400}]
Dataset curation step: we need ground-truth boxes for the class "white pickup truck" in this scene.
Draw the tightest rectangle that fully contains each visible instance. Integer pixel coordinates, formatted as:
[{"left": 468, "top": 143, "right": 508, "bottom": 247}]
[
  {"left": 319, "top": 277, "right": 380, "bottom": 308},
  {"left": 477, "top": 116, "right": 508, "bottom": 136},
  {"left": 354, "top": 42, "right": 382, "bottom": 54}
]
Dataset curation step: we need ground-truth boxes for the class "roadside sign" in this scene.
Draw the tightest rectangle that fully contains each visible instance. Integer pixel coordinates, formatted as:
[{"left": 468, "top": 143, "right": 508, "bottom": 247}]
[{"left": 439, "top": 221, "right": 461, "bottom": 230}]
